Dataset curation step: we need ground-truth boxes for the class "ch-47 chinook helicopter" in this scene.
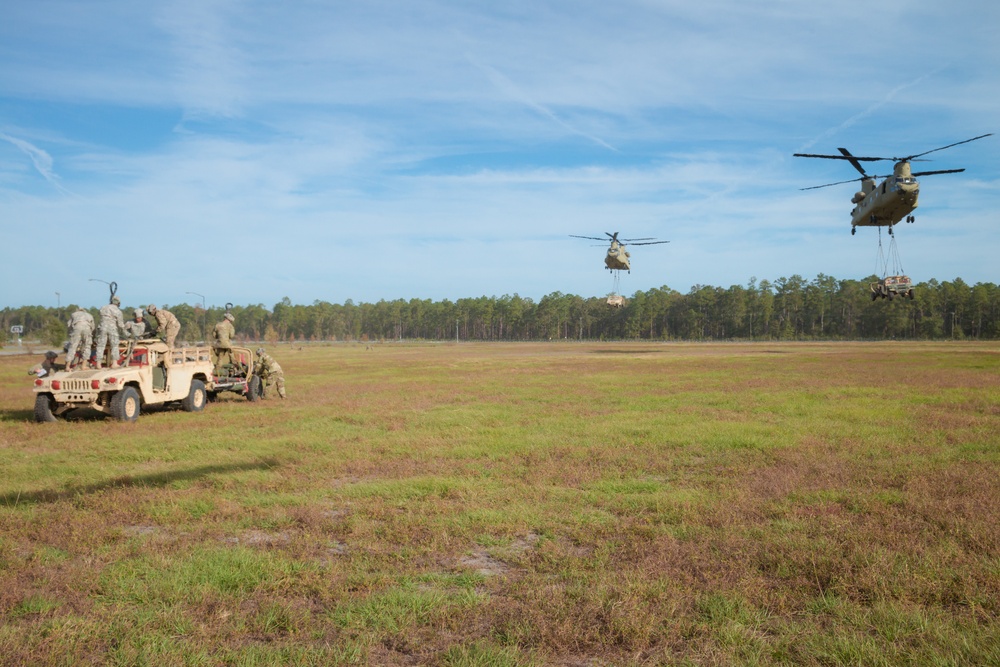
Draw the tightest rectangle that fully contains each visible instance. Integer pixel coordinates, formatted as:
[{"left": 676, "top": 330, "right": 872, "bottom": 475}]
[
  {"left": 570, "top": 232, "right": 670, "bottom": 308},
  {"left": 569, "top": 231, "right": 670, "bottom": 272},
  {"left": 794, "top": 133, "right": 993, "bottom": 235}
]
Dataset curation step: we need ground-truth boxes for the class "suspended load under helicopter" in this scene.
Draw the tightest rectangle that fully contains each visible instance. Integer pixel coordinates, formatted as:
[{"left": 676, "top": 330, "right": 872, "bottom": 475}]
[
  {"left": 870, "top": 229, "right": 914, "bottom": 301},
  {"left": 794, "top": 133, "right": 992, "bottom": 235},
  {"left": 570, "top": 232, "right": 670, "bottom": 307}
]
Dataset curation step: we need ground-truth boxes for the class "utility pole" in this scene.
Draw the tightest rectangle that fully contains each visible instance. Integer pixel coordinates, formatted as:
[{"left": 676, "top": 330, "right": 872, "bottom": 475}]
[{"left": 187, "top": 291, "right": 206, "bottom": 339}]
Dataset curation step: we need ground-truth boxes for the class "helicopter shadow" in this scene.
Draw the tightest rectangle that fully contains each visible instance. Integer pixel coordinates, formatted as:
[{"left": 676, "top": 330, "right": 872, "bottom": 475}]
[
  {"left": 0, "top": 405, "right": 117, "bottom": 422},
  {"left": 0, "top": 458, "right": 281, "bottom": 506},
  {"left": 0, "top": 403, "right": 204, "bottom": 423},
  {"left": 1, "top": 409, "right": 35, "bottom": 422}
]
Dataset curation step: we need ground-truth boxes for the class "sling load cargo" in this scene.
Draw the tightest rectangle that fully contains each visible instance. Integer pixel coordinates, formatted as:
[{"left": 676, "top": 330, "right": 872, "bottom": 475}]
[{"left": 570, "top": 232, "right": 669, "bottom": 307}]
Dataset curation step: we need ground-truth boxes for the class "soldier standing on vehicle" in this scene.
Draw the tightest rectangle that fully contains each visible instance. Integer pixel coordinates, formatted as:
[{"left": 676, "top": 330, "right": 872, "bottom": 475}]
[
  {"left": 28, "top": 351, "right": 65, "bottom": 378},
  {"left": 65, "top": 306, "right": 95, "bottom": 370},
  {"left": 146, "top": 304, "right": 181, "bottom": 348},
  {"left": 96, "top": 296, "right": 126, "bottom": 368},
  {"left": 124, "top": 309, "right": 147, "bottom": 339},
  {"left": 213, "top": 313, "right": 236, "bottom": 368},
  {"left": 254, "top": 347, "right": 286, "bottom": 399}
]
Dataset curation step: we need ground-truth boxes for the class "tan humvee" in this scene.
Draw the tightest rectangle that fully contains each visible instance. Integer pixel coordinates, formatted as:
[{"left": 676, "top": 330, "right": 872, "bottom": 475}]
[
  {"left": 33, "top": 338, "right": 215, "bottom": 422},
  {"left": 870, "top": 275, "right": 915, "bottom": 301}
]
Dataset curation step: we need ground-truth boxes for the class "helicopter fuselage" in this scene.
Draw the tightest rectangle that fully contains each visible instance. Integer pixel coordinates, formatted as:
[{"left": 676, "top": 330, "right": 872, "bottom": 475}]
[
  {"left": 850, "top": 161, "right": 920, "bottom": 230},
  {"left": 605, "top": 241, "right": 631, "bottom": 271}
]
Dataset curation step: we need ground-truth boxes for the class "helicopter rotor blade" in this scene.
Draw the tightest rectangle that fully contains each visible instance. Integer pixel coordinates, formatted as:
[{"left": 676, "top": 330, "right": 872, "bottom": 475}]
[
  {"left": 910, "top": 168, "right": 966, "bottom": 177},
  {"left": 793, "top": 152, "right": 885, "bottom": 162},
  {"left": 838, "top": 148, "right": 870, "bottom": 177},
  {"left": 799, "top": 176, "right": 871, "bottom": 191},
  {"left": 569, "top": 235, "right": 607, "bottom": 241},
  {"left": 904, "top": 133, "right": 993, "bottom": 161},
  {"left": 796, "top": 134, "right": 993, "bottom": 165},
  {"left": 627, "top": 240, "right": 671, "bottom": 246},
  {"left": 606, "top": 232, "right": 619, "bottom": 242}
]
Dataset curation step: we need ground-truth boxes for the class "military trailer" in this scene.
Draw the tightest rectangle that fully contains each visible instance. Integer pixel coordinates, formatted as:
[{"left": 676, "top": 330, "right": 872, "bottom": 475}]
[
  {"left": 33, "top": 339, "right": 215, "bottom": 422},
  {"left": 208, "top": 345, "right": 262, "bottom": 402},
  {"left": 870, "top": 275, "right": 915, "bottom": 301}
]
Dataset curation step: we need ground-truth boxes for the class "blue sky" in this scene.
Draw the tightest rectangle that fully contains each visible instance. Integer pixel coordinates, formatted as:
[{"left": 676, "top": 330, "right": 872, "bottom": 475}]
[{"left": 2, "top": 0, "right": 997, "bottom": 309}]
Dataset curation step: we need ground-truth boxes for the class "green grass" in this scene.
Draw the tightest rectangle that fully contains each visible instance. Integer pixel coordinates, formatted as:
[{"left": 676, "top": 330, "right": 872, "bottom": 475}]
[{"left": 1, "top": 341, "right": 999, "bottom": 665}]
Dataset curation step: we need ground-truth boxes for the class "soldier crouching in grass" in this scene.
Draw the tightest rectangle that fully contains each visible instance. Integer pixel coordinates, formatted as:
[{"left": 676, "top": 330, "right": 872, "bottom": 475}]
[
  {"left": 28, "top": 351, "right": 64, "bottom": 378},
  {"left": 254, "top": 347, "right": 286, "bottom": 399}
]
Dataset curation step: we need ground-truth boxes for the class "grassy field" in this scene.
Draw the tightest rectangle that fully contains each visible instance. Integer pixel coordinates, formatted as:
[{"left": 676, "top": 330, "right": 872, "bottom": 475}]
[{"left": 1, "top": 341, "right": 998, "bottom": 666}]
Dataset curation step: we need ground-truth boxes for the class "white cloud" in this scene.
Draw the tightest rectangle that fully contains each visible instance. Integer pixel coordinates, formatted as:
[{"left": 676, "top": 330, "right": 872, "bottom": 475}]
[{"left": 0, "top": 0, "right": 997, "bottom": 307}]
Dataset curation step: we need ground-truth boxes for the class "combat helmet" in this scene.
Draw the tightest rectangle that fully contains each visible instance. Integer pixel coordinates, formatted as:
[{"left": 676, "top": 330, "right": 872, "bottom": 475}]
[
  {"left": 45, "top": 351, "right": 58, "bottom": 359},
  {"left": 256, "top": 348, "right": 265, "bottom": 356},
  {"left": 111, "top": 296, "right": 120, "bottom": 305},
  {"left": 147, "top": 304, "right": 157, "bottom": 314},
  {"left": 224, "top": 313, "right": 235, "bottom": 322}
]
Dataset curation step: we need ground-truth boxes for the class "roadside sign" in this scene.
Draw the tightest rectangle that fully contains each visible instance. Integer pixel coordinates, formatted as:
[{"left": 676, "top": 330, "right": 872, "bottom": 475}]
[{"left": 10, "top": 325, "right": 23, "bottom": 334}]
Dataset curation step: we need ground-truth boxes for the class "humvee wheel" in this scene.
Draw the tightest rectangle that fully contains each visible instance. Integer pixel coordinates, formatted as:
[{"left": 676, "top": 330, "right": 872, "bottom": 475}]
[
  {"left": 887, "top": 290, "right": 894, "bottom": 301},
  {"left": 182, "top": 379, "right": 207, "bottom": 412},
  {"left": 908, "top": 289, "right": 915, "bottom": 300},
  {"left": 247, "top": 375, "right": 262, "bottom": 402},
  {"left": 34, "top": 394, "right": 58, "bottom": 423},
  {"left": 111, "top": 386, "right": 141, "bottom": 422}
]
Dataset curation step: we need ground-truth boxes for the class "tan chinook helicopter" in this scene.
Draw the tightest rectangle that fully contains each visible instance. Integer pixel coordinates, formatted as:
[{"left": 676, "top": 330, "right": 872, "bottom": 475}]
[
  {"left": 569, "top": 231, "right": 670, "bottom": 272},
  {"left": 794, "top": 133, "right": 992, "bottom": 235},
  {"left": 570, "top": 232, "right": 670, "bottom": 308}
]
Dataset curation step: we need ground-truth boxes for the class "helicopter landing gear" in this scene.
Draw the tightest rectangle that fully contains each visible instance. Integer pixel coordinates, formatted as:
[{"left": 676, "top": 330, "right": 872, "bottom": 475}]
[
  {"left": 851, "top": 227, "right": 856, "bottom": 236},
  {"left": 906, "top": 215, "right": 915, "bottom": 223},
  {"left": 888, "top": 224, "right": 894, "bottom": 236}
]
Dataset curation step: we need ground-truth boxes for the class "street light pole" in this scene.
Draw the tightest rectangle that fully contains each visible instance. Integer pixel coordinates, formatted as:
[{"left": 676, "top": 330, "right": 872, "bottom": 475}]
[{"left": 186, "top": 291, "right": 206, "bottom": 340}]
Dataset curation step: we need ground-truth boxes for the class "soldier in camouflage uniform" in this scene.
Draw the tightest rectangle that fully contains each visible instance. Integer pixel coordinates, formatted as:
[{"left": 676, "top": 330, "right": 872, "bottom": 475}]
[
  {"left": 146, "top": 304, "right": 181, "bottom": 347},
  {"left": 28, "top": 351, "right": 64, "bottom": 377},
  {"left": 96, "top": 296, "right": 126, "bottom": 368},
  {"left": 254, "top": 347, "right": 286, "bottom": 399},
  {"left": 65, "top": 306, "right": 95, "bottom": 370},
  {"left": 213, "top": 313, "right": 236, "bottom": 368},
  {"left": 123, "top": 309, "right": 147, "bottom": 339}
]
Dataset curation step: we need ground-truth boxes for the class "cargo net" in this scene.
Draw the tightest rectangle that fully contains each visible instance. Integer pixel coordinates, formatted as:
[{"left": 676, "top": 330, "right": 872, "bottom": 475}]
[{"left": 875, "top": 226, "right": 905, "bottom": 279}]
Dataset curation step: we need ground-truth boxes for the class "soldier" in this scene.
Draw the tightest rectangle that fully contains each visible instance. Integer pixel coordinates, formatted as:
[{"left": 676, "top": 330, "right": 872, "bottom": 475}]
[
  {"left": 28, "top": 351, "right": 64, "bottom": 378},
  {"left": 65, "top": 306, "right": 95, "bottom": 370},
  {"left": 213, "top": 313, "right": 236, "bottom": 368},
  {"left": 96, "top": 296, "right": 126, "bottom": 368},
  {"left": 124, "top": 309, "right": 147, "bottom": 339},
  {"left": 254, "top": 347, "right": 286, "bottom": 399},
  {"left": 146, "top": 304, "right": 181, "bottom": 347}
]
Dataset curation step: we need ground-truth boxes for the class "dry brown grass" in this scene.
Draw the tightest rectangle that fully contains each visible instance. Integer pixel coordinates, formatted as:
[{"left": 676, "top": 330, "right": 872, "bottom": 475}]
[{"left": 1, "top": 341, "right": 998, "bottom": 665}]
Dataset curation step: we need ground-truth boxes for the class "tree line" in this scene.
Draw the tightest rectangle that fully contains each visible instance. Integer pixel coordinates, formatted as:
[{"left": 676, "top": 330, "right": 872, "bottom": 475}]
[{"left": 4, "top": 274, "right": 1000, "bottom": 347}]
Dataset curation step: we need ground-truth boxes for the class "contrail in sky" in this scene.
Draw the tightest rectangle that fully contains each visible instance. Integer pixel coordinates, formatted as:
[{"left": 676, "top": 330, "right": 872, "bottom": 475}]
[
  {"left": 0, "top": 132, "right": 70, "bottom": 193},
  {"left": 797, "top": 66, "right": 948, "bottom": 152},
  {"left": 465, "top": 53, "right": 619, "bottom": 153}
]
